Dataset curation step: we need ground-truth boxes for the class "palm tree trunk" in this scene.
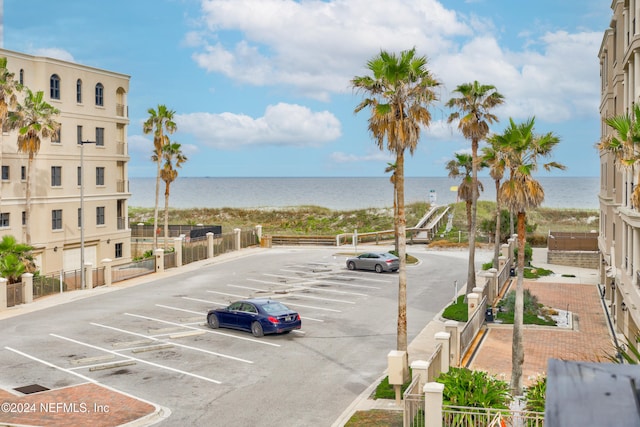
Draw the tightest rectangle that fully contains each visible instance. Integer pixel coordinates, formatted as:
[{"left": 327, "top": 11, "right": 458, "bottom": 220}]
[
  {"left": 467, "top": 140, "right": 479, "bottom": 294},
  {"left": 164, "top": 181, "right": 171, "bottom": 251},
  {"left": 393, "top": 186, "right": 398, "bottom": 253},
  {"left": 493, "top": 179, "right": 501, "bottom": 270},
  {"left": 153, "top": 160, "right": 161, "bottom": 249},
  {"left": 24, "top": 156, "right": 33, "bottom": 245},
  {"left": 396, "top": 151, "right": 409, "bottom": 382},
  {"left": 511, "top": 211, "right": 526, "bottom": 395}
]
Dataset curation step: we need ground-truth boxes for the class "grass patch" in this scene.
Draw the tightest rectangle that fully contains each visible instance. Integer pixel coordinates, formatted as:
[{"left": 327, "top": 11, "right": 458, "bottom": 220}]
[
  {"left": 495, "top": 311, "right": 556, "bottom": 326},
  {"left": 523, "top": 266, "right": 553, "bottom": 279},
  {"left": 373, "top": 374, "right": 412, "bottom": 399},
  {"left": 345, "top": 409, "right": 402, "bottom": 427},
  {"left": 442, "top": 295, "right": 468, "bottom": 322}
]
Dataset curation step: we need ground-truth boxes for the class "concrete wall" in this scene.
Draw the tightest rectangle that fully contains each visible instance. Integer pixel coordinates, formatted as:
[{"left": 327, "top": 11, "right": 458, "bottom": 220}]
[{"left": 547, "top": 251, "right": 599, "bottom": 269}]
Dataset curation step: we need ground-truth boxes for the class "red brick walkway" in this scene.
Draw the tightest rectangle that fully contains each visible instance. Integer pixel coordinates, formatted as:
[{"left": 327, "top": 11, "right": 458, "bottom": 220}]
[
  {"left": 0, "top": 382, "right": 157, "bottom": 426},
  {"left": 469, "top": 281, "right": 612, "bottom": 386}
]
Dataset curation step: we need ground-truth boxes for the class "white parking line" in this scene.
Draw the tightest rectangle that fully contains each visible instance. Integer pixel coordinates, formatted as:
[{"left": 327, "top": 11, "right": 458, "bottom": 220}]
[
  {"left": 206, "top": 290, "right": 247, "bottom": 299},
  {"left": 50, "top": 334, "right": 222, "bottom": 384},
  {"left": 228, "top": 284, "right": 354, "bottom": 304},
  {"left": 6, "top": 346, "right": 98, "bottom": 384},
  {"left": 270, "top": 301, "right": 342, "bottom": 313},
  {"left": 91, "top": 322, "right": 253, "bottom": 364},
  {"left": 182, "top": 296, "right": 226, "bottom": 306},
  {"left": 279, "top": 269, "right": 384, "bottom": 287},
  {"left": 155, "top": 304, "right": 202, "bottom": 316},
  {"left": 255, "top": 276, "right": 369, "bottom": 296},
  {"left": 124, "top": 313, "right": 281, "bottom": 347}
]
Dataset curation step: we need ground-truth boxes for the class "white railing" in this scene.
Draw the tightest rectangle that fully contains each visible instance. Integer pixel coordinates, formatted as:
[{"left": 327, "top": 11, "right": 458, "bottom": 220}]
[{"left": 459, "top": 295, "right": 487, "bottom": 359}]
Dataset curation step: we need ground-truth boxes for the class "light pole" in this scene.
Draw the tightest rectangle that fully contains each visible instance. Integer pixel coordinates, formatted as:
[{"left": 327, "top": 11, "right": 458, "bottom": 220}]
[{"left": 80, "top": 140, "right": 96, "bottom": 289}]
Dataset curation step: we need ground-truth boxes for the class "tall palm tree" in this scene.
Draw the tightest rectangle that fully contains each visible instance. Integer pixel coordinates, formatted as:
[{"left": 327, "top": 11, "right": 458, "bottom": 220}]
[
  {"left": 9, "top": 89, "right": 59, "bottom": 245},
  {"left": 385, "top": 162, "right": 399, "bottom": 253},
  {"left": 497, "top": 117, "right": 565, "bottom": 395},
  {"left": 446, "top": 81, "right": 504, "bottom": 294},
  {"left": 445, "top": 152, "right": 484, "bottom": 234},
  {"left": 352, "top": 48, "right": 440, "bottom": 356},
  {"left": 153, "top": 141, "right": 187, "bottom": 251},
  {"left": 482, "top": 137, "right": 507, "bottom": 269},
  {"left": 0, "top": 57, "right": 23, "bottom": 210},
  {"left": 597, "top": 103, "right": 640, "bottom": 208},
  {"left": 143, "top": 105, "right": 177, "bottom": 250}
]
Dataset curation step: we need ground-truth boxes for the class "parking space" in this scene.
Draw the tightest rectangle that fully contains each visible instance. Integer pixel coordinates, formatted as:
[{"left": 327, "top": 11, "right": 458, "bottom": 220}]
[{"left": 0, "top": 247, "right": 471, "bottom": 426}]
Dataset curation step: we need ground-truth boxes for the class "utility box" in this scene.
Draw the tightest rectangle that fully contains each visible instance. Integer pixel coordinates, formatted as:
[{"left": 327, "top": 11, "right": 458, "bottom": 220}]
[
  {"left": 485, "top": 307, "right": 494, "bottom": 322},
  {"left": 387, "top": 350, "right": 406, "bottom": 385}
]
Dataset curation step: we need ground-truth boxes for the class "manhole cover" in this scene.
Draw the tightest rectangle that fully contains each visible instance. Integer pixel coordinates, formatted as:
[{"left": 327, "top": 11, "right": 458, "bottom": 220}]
[{"left": 14, "top": 384, "right": 49, "bottom": 394}]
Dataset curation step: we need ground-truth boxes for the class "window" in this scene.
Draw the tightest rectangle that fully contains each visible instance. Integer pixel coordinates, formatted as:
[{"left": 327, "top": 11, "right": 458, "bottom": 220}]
[
  {"left": 78, "top": 208, "right": 82, "bottom": 227},
  {"left": 52, "top": 209, "right": 62, "bottom": 230},
  {"left": 96, "top": 206, "right": 105, "bottom": 225},
  {"left": 115, "top": 243, "right": 123, "bottom": 258},
  {"left": 51, "top": 123, "right": 61, "bottom": 143},
  {"left": 95, "top": 83, "right": 104, "bottom": 106},
  {"left": 1, "top": 165, "right": 8, "bottom": 180},
  {"left": 21, "top": 211, "right": 25, "bottom": 226},
  {"left": 0, "top": 212, "right": 8, "bottom": 227},
  {"left": 96, "top": 127, "right": 104, "bottom": 146},
  {"left": 76, "top": 79, "right": 82, "bottom": 103},
  {"left": 19, "top": 69, "right": 24, "bottom": 85},
  {"left": 21, "top": 166, "right": 26, "bottom": 181},
  {"left": 77, "top": 125, "right": 83, "bottom": 144},
  {"left": 96, "top": 167, "right": 105, "bottom": 186},
  {"left": 50, "top": 74, "right": 60, "bottom": 100},
  {"left": 51, "top": 166, "right": 62, "bottom": 186},
  {"left": 77, "top": 166, "right": 82, "bottom": 186}
]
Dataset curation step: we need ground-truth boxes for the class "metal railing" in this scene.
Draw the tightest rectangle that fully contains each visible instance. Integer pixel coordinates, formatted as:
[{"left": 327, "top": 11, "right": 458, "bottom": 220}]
[
  {"left": 403, "top": 376, "right": 425, "bottom": 427},
  {"left": 459, "top": 295, "right": 487, "bottom": 360},
  {"left": 442, "top": 405, "right": 544, "bottom": 427},
  {"left": 112, "top": 258, "right": 155, "bottom": 283},
  {"left": 117, "top": 180, "right": 129, "bottom": 193}
]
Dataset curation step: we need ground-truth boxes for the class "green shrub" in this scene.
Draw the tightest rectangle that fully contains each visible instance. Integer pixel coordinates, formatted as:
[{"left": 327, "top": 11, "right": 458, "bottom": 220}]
[
  {"left": 436, "top": 367, "right": 511, "bottom": 409},
  {"left": 524, "top": 375, "right": 546, "bottom": 413}
]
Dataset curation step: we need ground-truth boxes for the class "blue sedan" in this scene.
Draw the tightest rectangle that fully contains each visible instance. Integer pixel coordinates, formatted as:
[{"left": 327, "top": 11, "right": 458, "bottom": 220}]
[{"left": 207, "top": 299, "right": 302, "bottom": 337}]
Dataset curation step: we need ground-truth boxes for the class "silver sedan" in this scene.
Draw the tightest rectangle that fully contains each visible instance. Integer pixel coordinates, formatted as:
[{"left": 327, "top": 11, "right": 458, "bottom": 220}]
[{"left": 346, "top": 252, "right": 399, "bottom": 273}]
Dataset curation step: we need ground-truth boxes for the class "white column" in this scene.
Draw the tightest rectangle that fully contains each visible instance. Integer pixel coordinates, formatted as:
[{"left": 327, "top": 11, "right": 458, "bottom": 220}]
[
  {"left": 423, "top": 382, "right": 445, "bottom": 427},
  {"left": 634, "top": 51, "right": 640, "bottom": 103},
  {"left": 0, "top": 278, "right": 7, "bottom": 310},
  {"left": 22, "top": 273, "right": 33, "bottom": 303},
  {"left": 623, "top": 223, "right": 628, "bottom": 274},
  {"left": 634, "top": 228, "right": 640, "bottom": 286},
  {"left": 435, "top": 332, "right": 451, "bottom": 375},
  {"left": 155, "top": 249, "right": 164, "bottom": 273}
]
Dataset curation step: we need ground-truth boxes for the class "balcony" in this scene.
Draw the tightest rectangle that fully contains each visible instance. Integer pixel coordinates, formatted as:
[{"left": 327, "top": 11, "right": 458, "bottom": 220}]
[
  {"left": 116, "top": 142, "right": 126, "bottom": 155},
  {"left": 116, "top": 103, "right": 127, "bottom": 117},
  {"left": 117, "top": 217, "right": 126, "bottom": 230},
  {"left": 117, "top": 180, "right": 129, "bottom": 193}
]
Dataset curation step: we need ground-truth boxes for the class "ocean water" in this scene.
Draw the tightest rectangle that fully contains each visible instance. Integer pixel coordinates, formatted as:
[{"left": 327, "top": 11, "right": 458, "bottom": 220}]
[{"left": 128, "top": 176, "right": 600, "bottom": 211}]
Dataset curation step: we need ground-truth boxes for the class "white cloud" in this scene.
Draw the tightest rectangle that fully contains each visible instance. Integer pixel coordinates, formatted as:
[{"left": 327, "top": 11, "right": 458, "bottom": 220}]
[
  {"left": 175, "top": 102, "right": 341, "bottom": 148},
  {"left": 29, "top": 47, "right": 75, "bottom": 63}
]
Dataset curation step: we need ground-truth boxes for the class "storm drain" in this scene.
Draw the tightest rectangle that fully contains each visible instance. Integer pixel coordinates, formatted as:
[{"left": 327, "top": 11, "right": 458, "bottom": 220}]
[{"left": 14, "top": 384, "right": 49, "bottom": 394}]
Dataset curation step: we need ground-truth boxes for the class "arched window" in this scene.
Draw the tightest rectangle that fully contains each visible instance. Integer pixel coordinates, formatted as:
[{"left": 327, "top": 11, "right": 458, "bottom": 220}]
[
  {"left": 50, "top": 74, "right": 60, "bottom": 100},
  {"left": 19, "top": 69, "right": 24, "bottom": 85},
  {"left": 76, "top": 79, "right": 82, "bottom": 103},
  {"left": 95, "top": 83, "right": 104, "bottom": 106}
]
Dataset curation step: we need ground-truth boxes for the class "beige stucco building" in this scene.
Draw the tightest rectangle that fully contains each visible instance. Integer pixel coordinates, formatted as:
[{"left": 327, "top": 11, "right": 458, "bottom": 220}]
[
  {"left": 0, "top": 48, "right": 131, "bottom": 276},
  {"left": 599, "top": 1, "right": 640, "bottom": 346}
]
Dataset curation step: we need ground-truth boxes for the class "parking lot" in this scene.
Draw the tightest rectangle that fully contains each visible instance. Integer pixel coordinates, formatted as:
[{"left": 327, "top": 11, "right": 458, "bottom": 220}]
[{"left": 0, "top": 247, "right": 480, "bottom": 426}]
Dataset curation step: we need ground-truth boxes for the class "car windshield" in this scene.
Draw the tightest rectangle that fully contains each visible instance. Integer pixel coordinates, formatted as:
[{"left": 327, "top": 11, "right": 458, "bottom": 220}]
[{"left": 259, "top": 301, "right": 290, "bottom": 314}]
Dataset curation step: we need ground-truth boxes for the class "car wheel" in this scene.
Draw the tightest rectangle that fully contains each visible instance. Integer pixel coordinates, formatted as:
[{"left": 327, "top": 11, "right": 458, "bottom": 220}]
[
  {"left": 251, "top": 321, "right": 264, "bottom": 337},
  {"left": 347, "top": 261, "right": 356, "bottom": 270},
  {"left": 375, "top": 264, "right": 383, "bottom": 273},
  {"left": 207, "top": 313, "right": 219, "bottom": 329}
]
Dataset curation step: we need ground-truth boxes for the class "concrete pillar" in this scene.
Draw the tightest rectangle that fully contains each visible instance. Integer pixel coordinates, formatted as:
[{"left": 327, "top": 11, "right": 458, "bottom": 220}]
[
  {"left": 101, "top": 258, "right": 113, "bottom": 287},
  {"left": 84, "top": 262, "right": 93, "bottom": 290},
  {"left": 0, "top": 278, "right": 6, "bottom": 310},
  {"left": 234, "top": 228, "right": 241, "bottom": 251},
  {"left": 486, "top": 268, "right": 498, "bottom": 303},
  {"left": 423, "top": 382, "right": 445, "bottom": 427},
  {"left": 174, "top": 237, "right": 183, "bottom": 267},
  {"left": 207, "top": 232, "right": 215, "bottom": 259},
  {"left": 22, "top": 273, "right": 33, "bottom": 303},
  {"left": 467, "top": 292, "right": 479, "bottom": 319},
  {"left": 435, "top": 331, "right": 451, "bottom": 375},
  {"left": 255, "top": 225, "right": 262, "bottom": 241},
  {"left": 634, "top": 228, "right": 640, "bottom": 286},
  {"left": 155, "top": 249, "right": 164, "bottom": 273},
  {"left": 444, "top": 320, "right": 459, "bottom": 367},
  {"left": 410, "top": 360, "right": 429, "bottom": 391}
]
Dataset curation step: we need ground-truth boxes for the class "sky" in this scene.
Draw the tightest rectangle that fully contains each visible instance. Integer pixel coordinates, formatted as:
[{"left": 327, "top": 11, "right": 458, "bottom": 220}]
[{"left": 3, "top": 0, "right": 610, "bottom": 178}]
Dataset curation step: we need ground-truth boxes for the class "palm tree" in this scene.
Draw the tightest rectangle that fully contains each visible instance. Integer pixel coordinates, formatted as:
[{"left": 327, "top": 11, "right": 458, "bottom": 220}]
[
  {"left": 445, "top": 152, "right": 484, "bottom": 234},
  {"left": 497, "top": 117, "right": 565, "bottom": 395},
  {"left": 446, "top": 81, "right": 504, "bottom": 294},
  {"left": 482, "top": 137, "right": 507, "bottom": 269},
  {"left": 0, "top": 235, "right": 34, "bottom": 281},
  {"left": 0, "top": 57, "right": 23, "bottom": 211},
  {"left": 385, "top": 162, "right": 399, "bottom": 253},
  {"left": 352, "top": 48, "right": 440, "bottom": 356},
  {"left": 153, "top": 141, "right": 187, "bottom": 251},
  {"left": 143, "top": 105, "right": 177, "bottom": 250},
  {"left": 9, "top": 89, "right": 59, "bottom": 245},
  {"left": 597, "top": 103, "right": 640, "bottom": 208}
]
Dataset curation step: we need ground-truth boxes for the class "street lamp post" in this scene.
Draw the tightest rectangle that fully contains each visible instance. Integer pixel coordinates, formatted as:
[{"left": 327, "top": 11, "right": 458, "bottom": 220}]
[{"left": 80, "top": 140, "right": 96, "bottom": 289}]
